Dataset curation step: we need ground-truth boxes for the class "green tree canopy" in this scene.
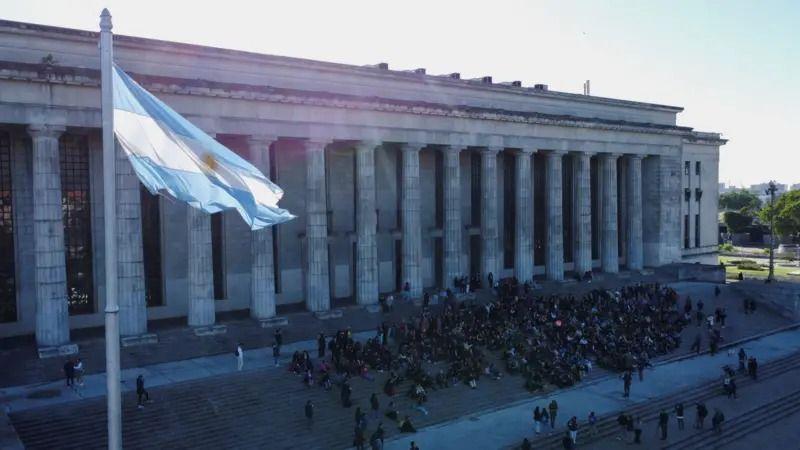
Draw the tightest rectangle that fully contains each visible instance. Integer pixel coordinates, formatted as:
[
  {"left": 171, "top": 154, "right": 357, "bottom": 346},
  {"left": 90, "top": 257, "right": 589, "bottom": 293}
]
[
  {"left": 759, "top": 190, "right": 800, "bottom": 239},
  {"left": 719, "top": 189, "right": 762, "bottom": 214},
  {"left": 723, "top": 211, "right": 754, "bottom": 233}
]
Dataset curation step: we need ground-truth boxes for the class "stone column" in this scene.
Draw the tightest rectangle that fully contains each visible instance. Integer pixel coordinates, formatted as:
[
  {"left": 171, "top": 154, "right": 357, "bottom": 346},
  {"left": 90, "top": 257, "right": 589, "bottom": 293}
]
[
  {"left": 400, "top": 143, "right": 424, "bottom": 298},
  {"left": 355, "top": 141, "right": 379, "bottom": 306},
  {"left": 305, "top": 140, "right": 331, "bottom": 312},
  {"left": 514, "top": 149, "right": 534, "bottom": 283},
  {"left": 28, "top": 124, "right": 71, "bottom": 349},
  {"left": 187, "top": 206, "right": 215, "bottom": 327},
  {"left": 115, "top": 142, "right": 148, "bottom": 337},
  {"left": 544, "top": 151, "right": 565, "bottom": 281},
  {"left": 480, "top": 147, "right": 501, "bottom": 281},
  {"left": 442, "top": 145, "right": 464, "bottom": 289},
  {"left": 600, "top": 153, "right": 620, "bottom": 273},
  {"left": 248, "top": 136, "right": 282, "bottom": 323},
  {"left": 572, "top": 152, "right": 593, "bottom": 275},
  {"left": 626, "top": 154, "right": 644, "bottom": 271}
]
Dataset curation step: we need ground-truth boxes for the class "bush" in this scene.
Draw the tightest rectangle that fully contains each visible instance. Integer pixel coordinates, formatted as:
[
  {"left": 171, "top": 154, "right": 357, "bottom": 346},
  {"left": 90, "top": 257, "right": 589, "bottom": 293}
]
[
  {"left": 719, "top": 243, "right": 735, "bottom": 252},
  {"left": 736, "top": 260, "right": 764, "bottom": 271}
]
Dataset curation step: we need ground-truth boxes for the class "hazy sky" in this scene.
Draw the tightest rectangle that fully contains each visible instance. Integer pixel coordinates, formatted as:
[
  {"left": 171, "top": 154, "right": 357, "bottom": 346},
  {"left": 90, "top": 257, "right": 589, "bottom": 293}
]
[{"left": 2, "top": 0, "right": 798, "bottom": 186}]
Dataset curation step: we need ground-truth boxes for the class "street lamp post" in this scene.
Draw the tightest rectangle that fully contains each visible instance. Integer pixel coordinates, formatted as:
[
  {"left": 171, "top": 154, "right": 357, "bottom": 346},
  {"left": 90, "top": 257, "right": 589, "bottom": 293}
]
[{"left": 766, "top": 181, "right": 777, "bottom": 283}]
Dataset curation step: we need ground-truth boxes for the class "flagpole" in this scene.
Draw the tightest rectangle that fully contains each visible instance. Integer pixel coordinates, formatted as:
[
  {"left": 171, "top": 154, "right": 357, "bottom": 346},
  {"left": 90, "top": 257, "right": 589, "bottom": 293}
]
[{"left": 100, "top": 8, "right": 123, "bottom": 450}]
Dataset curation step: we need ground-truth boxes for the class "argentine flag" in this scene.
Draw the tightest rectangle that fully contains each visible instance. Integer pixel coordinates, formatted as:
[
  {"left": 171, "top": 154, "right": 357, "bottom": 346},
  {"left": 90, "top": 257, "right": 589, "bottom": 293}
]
[{"left": 111, "top": 63, "right": 295, "bottom": 230}]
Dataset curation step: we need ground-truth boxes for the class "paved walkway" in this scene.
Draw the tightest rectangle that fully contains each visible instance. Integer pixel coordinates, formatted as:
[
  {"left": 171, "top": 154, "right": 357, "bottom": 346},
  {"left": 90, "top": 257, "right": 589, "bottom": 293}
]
[{"left": 385, "top": 324, "right": 800, "bottom": 450}]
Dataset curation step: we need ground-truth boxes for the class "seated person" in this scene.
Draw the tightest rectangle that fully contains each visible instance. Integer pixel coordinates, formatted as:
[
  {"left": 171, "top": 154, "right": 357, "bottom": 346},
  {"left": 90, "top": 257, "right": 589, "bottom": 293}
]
[
  {"left": 385, "top": 401, "right": 400, "bottom": 422},
  {"left": 399, "top": 416, "right": 417, "bottom": 433}
]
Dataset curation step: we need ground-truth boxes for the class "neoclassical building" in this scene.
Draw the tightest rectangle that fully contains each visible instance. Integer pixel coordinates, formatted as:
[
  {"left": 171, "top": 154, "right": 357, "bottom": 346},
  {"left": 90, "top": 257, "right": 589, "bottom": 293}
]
[{"left": 0, "top": 20, "right": 724, "bottom": 349}]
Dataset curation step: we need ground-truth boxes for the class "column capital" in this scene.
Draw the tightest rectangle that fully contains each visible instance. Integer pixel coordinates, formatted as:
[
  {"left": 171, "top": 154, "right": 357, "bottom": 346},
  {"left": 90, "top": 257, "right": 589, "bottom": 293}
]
[
  {"left": 625, "top": 153, "right": 645, "bottom": 161},
  {"left": 440, "top": 144, "right": 466, "bottom": 154},
  {"left": 570, "top": 150, "right": 595, "bottom": 157},
  {"left": 599, "top": 152, "right": 622, "bottom": 160},
  {"left": 482, "top": 146, "right": 504, "bottom": 155},
  {"left": 27, "top": 124, "right": 65, "bottom": 140},
  {"left": 304, "top": 139, "right": 332, "bottom": 152},
  {"left": 515, "top": 148, "right": 536, "bottom": 156},
  {"left": 543, "top": 149, "right": 568, "bottom": 159},
  {"left": 400, "top": 143, "right": 426, "bottom": 153},
  {"left": 355, "top": 140, "right": 381, "bottom": 152},
  {"left": 248, "top": 135, "right": 279, "bottom": 149}
]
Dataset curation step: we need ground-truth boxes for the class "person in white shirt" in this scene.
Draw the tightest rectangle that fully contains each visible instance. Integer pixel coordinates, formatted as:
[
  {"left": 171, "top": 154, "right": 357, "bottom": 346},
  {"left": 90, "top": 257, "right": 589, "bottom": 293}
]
[
  {"left": 73, "top": 358, "right": 84, "bottom": 386},
  {"left": 235, "top": 343, "right": 244, "bottom": 371}
]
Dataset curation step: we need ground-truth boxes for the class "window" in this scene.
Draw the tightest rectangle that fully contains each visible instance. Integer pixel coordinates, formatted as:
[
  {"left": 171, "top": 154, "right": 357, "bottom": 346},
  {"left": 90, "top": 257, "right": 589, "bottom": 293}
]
[
  {"left": 140, "top": 186, "right": 163, "bottom": 307},
  {"left": 695, "top": 161, "right": 701, "bottom": 176},
  {"left": 695, "top": 214, "right": 701, "bottom": 248},
  {"left": 0, "top": 132, "right": 16, "bottom": 323},
  {"left": 60, "top": 135, "right": 94, "bottom": 315},
  {"left": 211, "top": 212, "right": 225, "bottom": 300},
  {"left": 684, "top": 214, "right": 690, "bottom": 249},
  {"left": 684, "top": 161, "right": 690, "bottom": 176}
]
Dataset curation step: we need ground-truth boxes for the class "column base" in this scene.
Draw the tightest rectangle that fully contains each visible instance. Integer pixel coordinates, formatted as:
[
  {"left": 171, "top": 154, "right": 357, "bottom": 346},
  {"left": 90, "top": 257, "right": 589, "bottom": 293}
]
[
  {"left": 120, "top": 333, "right": 159, "bottom": 348},
  {"left": 192, "top": 325, "right": 227, "bottom": 336},
  {"left": 313, "top": 309, "right": 343, "bottom": 320},
  {"left": 364, "top": 304, "right": 382, "bottom": 314},
  {"left": 37, "top": 343, "right": 79, "bottom": 359},
  {"left": 257, "top": 316, "right": 289, "bottom": 328}
]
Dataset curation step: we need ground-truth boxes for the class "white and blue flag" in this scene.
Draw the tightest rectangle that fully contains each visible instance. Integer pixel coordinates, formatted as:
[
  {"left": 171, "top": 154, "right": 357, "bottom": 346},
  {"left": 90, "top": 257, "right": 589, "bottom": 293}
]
[{"left": 111, "top": 63, "right": 294, "bottom": 230}]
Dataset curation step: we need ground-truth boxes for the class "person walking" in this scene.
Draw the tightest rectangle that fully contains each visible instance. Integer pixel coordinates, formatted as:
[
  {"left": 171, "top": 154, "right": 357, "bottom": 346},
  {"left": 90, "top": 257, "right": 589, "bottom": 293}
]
[
  {"left": 616, "top": 412, "right": 628, "bottom": 440},
  {"left": 272, "top": 342, "right": 281, "bottom": 367},
  {"left": 533, "top": 407, "right": 542, "bottom": 435},
  {"left": 541, "top": 407, "right": 550, "bottom": 434},
  {"left": 712, "top": 409, "right": 725, "bottom": 433},
  {"left": 658, "top": 409, "right": 669, "bottom": 440},
  {"left": 738, "top": 348, "right": 747, "bottom": 373},
  {"left": 305, "top": 400, "right": 314, "bottom": 429},
  {"left": 587, "top": 411, "right": 597, "bottom": 437},
  {"left": 695, "top": 402, "right": 708, "bottom": 429},
  {"left": 728, "top": 378, "right": 737, "bottom": 399},
  {"left": 633, "top": 416, "right": 643, "bottom": 444},
  {"left": 675, "top": 403, "right": 685, "bottom": 430},
  {"left": 73, "top": 358, "right": 84, "bottom": 387},
  {"left": 548, "top": 400, "right": 559, "bottom": 429},
  {"left": 235, "top": 342, "right": 244, "bottom": 371},
  {"left": 136, "top": 374, "right": 150, "bottom": 409},
  {"left": 748, "top": 357, "right": 758, "bottom": 380},
  {"left": 567, "top": 416, "right": 578, "bottom": 444},
  {"left": 317, "top": 332, "right": 326, "bottom": 359},
  {"left": 342, "top": 379, "right": 353, "bottom": 408},
  {"left": 353, "top": 424, "right": 366, "bottom": 450},
  {"left": 274, "top": 328, "right": 283, "bottom": 347},
  {"left": 622, "top": 370, "right": 632, "bottom": 398},
  {"left": 63, "top": 359, "right": 75, "bottom": 388},
  {"left": 370, "top": 393, "right": 380, "bottom": 419},
  {"left": 561, "top": 430, "right": 574, "bottom": 450},
  {"left": 690, "top": 333, "right": 702, "bottom": 354}
]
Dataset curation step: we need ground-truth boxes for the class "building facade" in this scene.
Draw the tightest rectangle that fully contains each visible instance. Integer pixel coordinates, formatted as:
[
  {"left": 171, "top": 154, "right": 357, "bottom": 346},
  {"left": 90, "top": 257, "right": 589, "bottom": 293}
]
[{"left": 0, "top": 20, "right": 725, "bottom": 347}]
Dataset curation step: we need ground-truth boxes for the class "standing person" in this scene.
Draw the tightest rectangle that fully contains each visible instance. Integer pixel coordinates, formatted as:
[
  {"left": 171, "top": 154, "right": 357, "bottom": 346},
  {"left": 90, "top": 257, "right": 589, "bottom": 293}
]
[
  {"left": 567, "top": 416, "right": 578, "bottom": 444},
  {"left": 342, "top": 379, "right": 353, "bottom": 408},
  {"left": 622, "top": 370, "right": 632, "bottom": 398},
  {"left": 748, "top": 357, "right": 758, "bottom": 380},
  {"left": 317, "top": 332, "right": 326, "bottom": 359},
  {"left": 587, "top": 411, "right": 598, "bottom": 437},
  {"left": 305, "top": 400, "right": 314, "bottom": 428},
  {"left": 690, "top": 333, "right": 702, "bottom": 354},
  {"left": 235, "top": 342, "right": 244, "bottom": 371},
  {"left": 633, "top": 416, "right": 643, "bottom": 444},
  {"left": 625, "top": 414, "right": 634, "bottom": 443},
  {"left": 63, "top": 359, "right": 74, "bottom": 387},
  {"left": 712, "top": 409, "right": 725, "bottom": 433},
  {"left": 487, "top": 272, "right": 494, "bottom": 291},
  {"left": 616, "top": 412, "right": 628, "bottom": 440},
  {"left": 728, "top": 378, "right": 737, "bottom": 399},
  {"left": 738, "top": 348, "right": 747, "bottom": 373},
  {"left": 719, "top": 307, "right": 727, "bottom": 328},
  {"left": 136, "top": 374, "right": 150, "bottom": 409},
  {"left": 272, "top": 342, "right": 281, "bottom": 367},
  {"left": 714, "top": 285, "right": 721, "bottom": 297},
  {"left": 561, "top": 431, "right": 574, "bottom": 450},
  {"left": 73, "top": 358, "right": 84, "bottom": 387},
  {"left": 695, "top": 402, "right": 708, "bottom": 429},
  {"left": 409, "top": 442, "right": 420, "bottom": 450},
  {"left": 548, "top": 400, "right": 559, "bottom": 429},
  {"left": 274, "top": 328, "right": 283, "bottom": 347},
  {"left": 533, "top": 407, "right": 542, "bottom": 435},
  {"left": 675, "top": 403, "right": 685, "bottom": 430},
  {"left": 658, "top": 409, "right": 669, "bottom": 440},
  {"left": 353, "top": 424, "right": 366, "bottom": 450},
  {"left": 370, "top": 393, "right": 380, "bottom": 419}
]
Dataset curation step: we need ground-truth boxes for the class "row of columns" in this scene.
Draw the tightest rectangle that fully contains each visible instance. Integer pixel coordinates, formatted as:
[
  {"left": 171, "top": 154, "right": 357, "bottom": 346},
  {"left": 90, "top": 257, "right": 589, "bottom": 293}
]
[{"left": 27, "top": 125, "right": 646, "bottom": 347}]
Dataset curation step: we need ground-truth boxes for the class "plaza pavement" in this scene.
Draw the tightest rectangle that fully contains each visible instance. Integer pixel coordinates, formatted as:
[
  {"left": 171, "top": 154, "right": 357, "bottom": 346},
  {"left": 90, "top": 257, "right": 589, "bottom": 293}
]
[{"left": 0, "top": 280, "right": 795, "bottom": 449}]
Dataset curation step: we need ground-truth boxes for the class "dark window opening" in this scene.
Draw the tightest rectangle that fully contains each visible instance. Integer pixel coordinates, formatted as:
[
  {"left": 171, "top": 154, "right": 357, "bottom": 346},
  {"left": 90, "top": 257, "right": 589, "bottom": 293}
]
[
  {"left": 211, "top": 212, "right": 225, "bottom": 300},
  {"left": 503, "top": 153, "right": 515, "bottom": 269},
  {"left": 684, "top": 214, "right": 690, "bottom": 249},
  {"left": 562, "top": 156, "right": 573, "bottom": 263},
  {"left": 140, "top": 186, "right": 163, "bottom": 307},
  {"left": 470, "top": 152, "right": 481, "bottom": 227},
  {"left": 695, "top": 161, "right": 701, "bottom": 176},
  {"left": 0, "top": 132, "right": 16, "bottom": 322},
  {"left": 684, "top": 161, "right": 690, "bottom": 176},
  {"left": 60, "top": 135, "right": 94, "bottom": 315},
  {"left": 695, "top": 214, "right": 701, "bottom": 248}
]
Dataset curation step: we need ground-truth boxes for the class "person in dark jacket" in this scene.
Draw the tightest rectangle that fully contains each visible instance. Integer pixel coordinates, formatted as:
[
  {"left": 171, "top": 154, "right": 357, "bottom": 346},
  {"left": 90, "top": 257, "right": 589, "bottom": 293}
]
[
  {"left": 305, "top": 400, "right": 314, "bottom": 428},
  {"left": 695, "top": 402, "right": 708, "bottom": 429},
  {"left": 399, "top": 416, "right": 416, "bottom": 433},
  {"left": 712, "top": 409, "right": 725, "bottom": 433},
  {"left": 623, "top": 370, "right": 632, "bottom": 397},
  {"left": 520, "top": 438, "right": 532, "bottom": 450},
  {"left": 63, "top": 359, "right": 75, "bottom": 387},
  {"left": 675, "top": 403, "right": 685, "bottom": 430},
  {"left": 633, "top": 416, "right": 643, "bottom": 444},
  {"left": 136, "top": 374, "right": 150, "bottom": 408},
  {"left": 317, "top": 332, "right": 326, "bottom": 359},
  {"left": 548, "top": 400, "right": 558, "bottom": 428},
  {"left": 658, "top": 409, "right": 669, "bottom": 440},
  {"left": 341, "top": 380, "right": 352, "bottom": 408},
  {"left": 561, "top": 431, "right": 574, "bottom": 449},
  {"left": 370, "top": 393, "right": 380, "bottom": 418},
  {"left": 353, "top": 424, "right": 366, "bottom": 450}
]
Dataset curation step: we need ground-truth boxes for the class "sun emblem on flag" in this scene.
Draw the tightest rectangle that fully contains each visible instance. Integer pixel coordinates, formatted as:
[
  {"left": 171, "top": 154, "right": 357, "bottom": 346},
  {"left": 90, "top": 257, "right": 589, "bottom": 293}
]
[{"left": 201, "top": 153, "right": 218, "bottom": 171}]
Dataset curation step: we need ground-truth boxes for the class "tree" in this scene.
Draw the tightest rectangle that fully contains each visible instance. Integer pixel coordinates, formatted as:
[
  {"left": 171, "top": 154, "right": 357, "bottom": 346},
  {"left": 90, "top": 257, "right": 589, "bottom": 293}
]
[
  {"left": 722, "top": 211, "right": 754, "bottom": 233},
  {"left": 719, "top": 189, "right": 762, "bottom": 214},
  {"left": 759, "top": 190, "right": 800, "bottom": 239}
]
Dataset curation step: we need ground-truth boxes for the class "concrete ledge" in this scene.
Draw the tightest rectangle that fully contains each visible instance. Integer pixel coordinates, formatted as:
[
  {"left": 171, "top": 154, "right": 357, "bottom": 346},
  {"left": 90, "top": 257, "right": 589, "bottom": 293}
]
[
  {"left": 257, "top": 316, "right": 289, "bottom": 328},
  {"left": 192, "top": 325, "right": 227, "bottom": 336},
  {"left": 617, "top": 272, "right": 632, "bottom": 279},
  {"left": 640, "top": 269, "right": 655, "bottom": 276},
  {"left": 364, "top": 304, "right": 382, "bottom": 314},
  {"left": 120, "top": 333, "right": 159, "bottom": 348},
  {"left": 313, "top": 309, "right": 343, "bottom": 320},
  {"left": 37, "top": 343, "right": 78, "bottom": 359}
]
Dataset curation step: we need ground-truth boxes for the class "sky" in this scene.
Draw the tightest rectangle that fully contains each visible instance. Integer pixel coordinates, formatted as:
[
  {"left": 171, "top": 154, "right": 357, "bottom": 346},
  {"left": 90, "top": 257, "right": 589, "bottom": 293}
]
[{"left": 2, "top": 0, "right": 798, "bottom": 187}]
